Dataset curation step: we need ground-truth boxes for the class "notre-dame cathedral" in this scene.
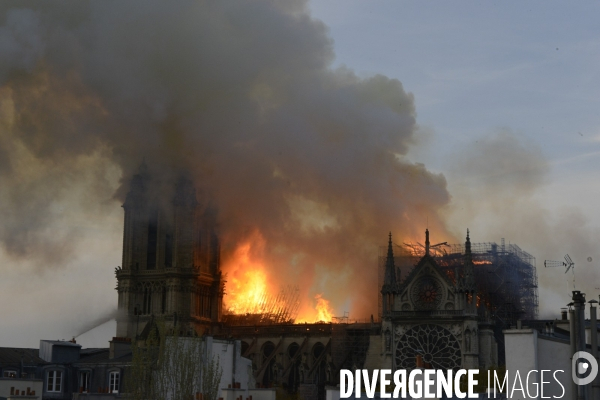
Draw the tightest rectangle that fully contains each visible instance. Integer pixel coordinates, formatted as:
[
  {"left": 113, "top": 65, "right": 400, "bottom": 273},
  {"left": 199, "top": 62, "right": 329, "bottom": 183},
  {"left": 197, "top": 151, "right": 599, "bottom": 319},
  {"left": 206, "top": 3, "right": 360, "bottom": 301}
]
[
  {"left": 379, "top": 230, "right": 497, "bottom": 371},
  {"left": 114, "top": 166, "right": 223, "bottom": 338},
  {"left": 114, "top": 169, "right": 501, "bottom": 394}
]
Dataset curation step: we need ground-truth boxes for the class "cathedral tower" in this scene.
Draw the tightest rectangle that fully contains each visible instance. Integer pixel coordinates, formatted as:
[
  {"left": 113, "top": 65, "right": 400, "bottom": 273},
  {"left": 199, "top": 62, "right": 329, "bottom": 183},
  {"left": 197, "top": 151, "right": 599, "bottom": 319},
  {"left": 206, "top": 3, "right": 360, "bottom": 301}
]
[{"left": 115, "top": 166, "right": 223, "bottom": 338}]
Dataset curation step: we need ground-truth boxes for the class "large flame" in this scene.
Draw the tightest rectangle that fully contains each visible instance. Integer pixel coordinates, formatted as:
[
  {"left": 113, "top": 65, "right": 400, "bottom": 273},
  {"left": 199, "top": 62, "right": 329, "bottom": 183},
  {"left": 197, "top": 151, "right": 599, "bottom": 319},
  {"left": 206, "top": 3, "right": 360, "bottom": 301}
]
[
  {"left": 223, "top": 232, "right": 271, "bottom": 314},
  {"left": 222, "top": 231, "right": 336, "bottom": 322},
  {"left": 296, "top": 293, "right": 335, "bottom": 323},
  {"left": 314, "top": 294, "right": 334, "bottom": 322}
]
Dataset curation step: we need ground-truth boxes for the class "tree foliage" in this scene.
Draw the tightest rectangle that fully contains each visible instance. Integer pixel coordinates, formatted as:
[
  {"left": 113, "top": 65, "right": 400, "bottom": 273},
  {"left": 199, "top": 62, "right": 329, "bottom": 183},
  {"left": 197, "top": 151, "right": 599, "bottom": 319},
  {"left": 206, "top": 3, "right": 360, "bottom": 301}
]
[
  {"left": 126, "top": 320, "right": 223, "bottom": 400},
  {"left": 201, "top": 354, "right": 223, "bottom": 400}
]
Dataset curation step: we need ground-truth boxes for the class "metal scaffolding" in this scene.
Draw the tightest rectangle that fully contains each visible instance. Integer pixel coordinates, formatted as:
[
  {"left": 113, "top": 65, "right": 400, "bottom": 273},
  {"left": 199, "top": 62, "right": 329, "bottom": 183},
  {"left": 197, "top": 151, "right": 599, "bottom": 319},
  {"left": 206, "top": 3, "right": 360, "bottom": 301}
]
[
  {"left": 222, "top": 285, "right": 301, "bottom": 325},
  {"left": 378, "top": 238, "right": 539, "bottom": 326}
]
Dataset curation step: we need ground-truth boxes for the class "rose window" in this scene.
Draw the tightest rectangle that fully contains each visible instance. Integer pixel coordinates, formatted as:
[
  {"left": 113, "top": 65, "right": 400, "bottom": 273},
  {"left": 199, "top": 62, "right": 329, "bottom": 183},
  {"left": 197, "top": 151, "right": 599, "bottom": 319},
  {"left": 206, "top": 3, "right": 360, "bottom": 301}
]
[
  {"left": 410, "top": 276, "right": 442, "bottom": 310},
  {"left": 395, "top": 324, "right": 461, "bottom": 370}
]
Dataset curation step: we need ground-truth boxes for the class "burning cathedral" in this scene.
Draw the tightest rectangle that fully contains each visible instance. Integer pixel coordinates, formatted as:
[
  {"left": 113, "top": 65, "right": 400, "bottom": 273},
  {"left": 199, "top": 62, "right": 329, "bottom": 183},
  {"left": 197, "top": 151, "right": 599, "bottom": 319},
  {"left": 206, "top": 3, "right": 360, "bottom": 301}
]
[
  {"left": 114, "top": 170, "right": 537, "bottom": 395},
  {"left": 114, "top": 165, "right": 224, "bottom": 338}
]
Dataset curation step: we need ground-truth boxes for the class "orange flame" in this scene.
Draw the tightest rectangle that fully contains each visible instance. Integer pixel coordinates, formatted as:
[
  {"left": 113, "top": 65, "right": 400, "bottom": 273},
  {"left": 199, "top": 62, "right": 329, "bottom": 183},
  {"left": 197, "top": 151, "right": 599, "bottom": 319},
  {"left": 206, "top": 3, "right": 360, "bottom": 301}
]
[
  {"left": 223, "top": 231, "right": 337, "bottom": 323},
  {"left": 223, "top": 232, "right": 272, "bottom": 314},
  {"left": 314, "top": 294, "right": 334, "bottom": 322},
  {"left": 296, "top": 293, "right": 334, "bottom": 323}
]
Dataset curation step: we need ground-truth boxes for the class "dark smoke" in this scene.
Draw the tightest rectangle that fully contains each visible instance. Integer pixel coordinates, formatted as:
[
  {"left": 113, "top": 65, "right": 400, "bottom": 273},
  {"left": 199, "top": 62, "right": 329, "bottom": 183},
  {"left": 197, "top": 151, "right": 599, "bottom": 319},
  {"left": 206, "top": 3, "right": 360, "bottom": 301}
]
[{"left": 0, "top": 0, "right": 454, "bottom": 319}]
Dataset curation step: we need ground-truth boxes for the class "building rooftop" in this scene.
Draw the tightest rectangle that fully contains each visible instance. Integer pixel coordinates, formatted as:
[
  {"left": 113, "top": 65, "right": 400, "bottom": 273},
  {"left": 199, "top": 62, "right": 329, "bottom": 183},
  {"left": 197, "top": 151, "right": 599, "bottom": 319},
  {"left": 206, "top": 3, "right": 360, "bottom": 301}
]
[
  {"left": 40, "top": 340, "right": 81, "bottom": 347},
  {"left": 0, "top": 348, "right": 45, "bottom": 365},
  {"left": 76, "top": 349, "right": 132, "bottom": 364}
]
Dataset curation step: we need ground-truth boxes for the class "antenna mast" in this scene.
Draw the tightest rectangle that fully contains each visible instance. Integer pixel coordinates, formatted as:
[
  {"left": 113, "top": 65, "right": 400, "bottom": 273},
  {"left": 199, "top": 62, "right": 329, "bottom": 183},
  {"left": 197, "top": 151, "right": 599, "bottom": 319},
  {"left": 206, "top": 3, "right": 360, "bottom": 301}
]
[{"left": 544, "top": 254, "right": 576, "bottom": 290}]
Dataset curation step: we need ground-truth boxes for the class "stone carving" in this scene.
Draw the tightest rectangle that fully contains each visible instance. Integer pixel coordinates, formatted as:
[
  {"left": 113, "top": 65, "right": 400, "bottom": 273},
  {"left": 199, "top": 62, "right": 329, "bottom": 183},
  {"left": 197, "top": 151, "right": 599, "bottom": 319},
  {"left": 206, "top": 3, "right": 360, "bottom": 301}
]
[
  {"left": 410, "top": 276, "right": 443, "bottom": 310},
  {"left": 465, "top": 329, "right": 472, "bottom": 352},
  {"left": 395, "top": 324, "right": 462, "bottom": 371},
  {"left": 449, "top": 323, "right": 463, "bottom": 341},
  {"left": 384, "top": 330, "right": 391, "bottom": 352},
  {"left": 394, "top": 324, "right": 413, "bottom": 337}
]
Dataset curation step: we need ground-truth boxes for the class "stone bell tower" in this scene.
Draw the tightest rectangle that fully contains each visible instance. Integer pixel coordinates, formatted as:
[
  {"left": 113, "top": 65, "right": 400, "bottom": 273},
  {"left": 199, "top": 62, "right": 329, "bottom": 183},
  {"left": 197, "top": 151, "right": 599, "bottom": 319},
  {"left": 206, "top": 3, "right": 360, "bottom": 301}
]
[{"left": 115, "top": 164, "right": 223, "bottom": 338}]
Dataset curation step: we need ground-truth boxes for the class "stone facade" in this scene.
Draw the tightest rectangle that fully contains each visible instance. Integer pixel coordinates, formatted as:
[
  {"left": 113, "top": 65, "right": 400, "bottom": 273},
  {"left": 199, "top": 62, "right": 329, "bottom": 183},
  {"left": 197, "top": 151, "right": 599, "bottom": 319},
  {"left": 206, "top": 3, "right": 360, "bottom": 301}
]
[
  {"left": 378, "top": 230, "right": 498, "bottom": 371},
  {"left": 112, "top": 174, "right": 497, "bottom": 395},
  {"left": 115, "top": 166, "right": 223, "bottom": 338}
]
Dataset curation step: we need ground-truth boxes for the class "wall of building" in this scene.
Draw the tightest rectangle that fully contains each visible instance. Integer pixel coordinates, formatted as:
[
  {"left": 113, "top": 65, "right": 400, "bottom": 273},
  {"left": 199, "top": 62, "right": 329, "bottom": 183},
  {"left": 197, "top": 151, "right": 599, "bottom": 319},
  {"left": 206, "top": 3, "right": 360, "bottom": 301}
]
[
  {"left": 362, "top": 335, "right": 389, "bottom": 372},
  {"left": 504, "top": 328, "right": 539, "bottom": 398},
  {"left": 39, "top": 341, "right": 81, "bottom": 363},
  {"left": 206, "top": 338, "right": 253, "bottom": 392},
  {"left": 504, "top": 327, "right": 573, "bottom": 400},
  {"left": 72, "top": 394, "right": 122, "bottom": 400},
  {"left": 537, "top": 336, "right": 571, "bottom": 399},
  {"left": 237, "top": 332, "right": 333, "bottom": 387},
  {"left": 0, "top": 378, "right": 42, "bottom": 399}
]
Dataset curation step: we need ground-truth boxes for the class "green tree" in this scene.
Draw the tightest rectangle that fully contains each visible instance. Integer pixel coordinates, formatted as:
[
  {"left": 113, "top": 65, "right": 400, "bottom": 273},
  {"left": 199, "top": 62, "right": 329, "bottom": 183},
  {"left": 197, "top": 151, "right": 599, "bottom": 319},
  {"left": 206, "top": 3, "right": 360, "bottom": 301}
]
[
  {"left": 126, "top": 320, "right": 223, "bottom": 400},
  {"left": 201, "top": 355, "right": 223, "bottom": 400},
  {"left": 126, "top": 325, "right": 161, "bottom": 400},
  {"left": 153, "top": 334, "right": 204, "bottom": 400}
]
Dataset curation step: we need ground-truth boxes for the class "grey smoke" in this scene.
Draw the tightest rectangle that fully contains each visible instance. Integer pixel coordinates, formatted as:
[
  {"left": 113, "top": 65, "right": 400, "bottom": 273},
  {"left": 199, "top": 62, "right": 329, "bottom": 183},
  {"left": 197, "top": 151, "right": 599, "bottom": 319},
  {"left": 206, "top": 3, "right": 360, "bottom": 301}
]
[
  {"left": 0, "top": 0, "right": 453, "bottom": 319},
  {"left": 74, "top": 308, "right": 121, "bottom": 338},
  {"left": 447, "top": 130, "right": 600, "bottom": 317}
]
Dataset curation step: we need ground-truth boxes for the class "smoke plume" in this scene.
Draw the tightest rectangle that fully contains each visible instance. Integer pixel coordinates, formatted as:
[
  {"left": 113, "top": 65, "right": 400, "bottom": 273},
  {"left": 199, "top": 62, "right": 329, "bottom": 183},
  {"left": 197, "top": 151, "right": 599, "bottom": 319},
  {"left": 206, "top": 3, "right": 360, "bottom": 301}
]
[
  {"left": 0, "top": 0, "right": 453, "bottom": 320},
  {"left": 447, "top": 130, "right": 600, "bottom": 317}
]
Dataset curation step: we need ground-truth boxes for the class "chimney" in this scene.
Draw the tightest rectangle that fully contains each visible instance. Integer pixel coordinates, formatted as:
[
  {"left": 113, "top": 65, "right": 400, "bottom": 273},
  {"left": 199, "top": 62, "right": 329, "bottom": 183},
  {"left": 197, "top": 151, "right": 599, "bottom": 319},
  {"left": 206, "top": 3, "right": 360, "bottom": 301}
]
[
  {"left": 561, "top": 308, "right": 568, "bottom": 320},
  {"left": 109, "top": 337, "right": 132, "bottom": 359}
]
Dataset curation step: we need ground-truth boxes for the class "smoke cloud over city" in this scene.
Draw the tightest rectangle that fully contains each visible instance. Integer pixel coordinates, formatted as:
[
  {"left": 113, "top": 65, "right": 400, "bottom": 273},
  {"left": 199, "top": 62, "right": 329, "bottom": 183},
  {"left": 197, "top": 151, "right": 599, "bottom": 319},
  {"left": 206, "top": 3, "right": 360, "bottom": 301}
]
[
  {"left": 0, "top": 0, "right": 452, "bottom": 321},
  {"left": 447, "top": 131, "right": 600, "bottom": 317},
  {"left": 1, "top": 1, "right": 594, "bottom": 342}
]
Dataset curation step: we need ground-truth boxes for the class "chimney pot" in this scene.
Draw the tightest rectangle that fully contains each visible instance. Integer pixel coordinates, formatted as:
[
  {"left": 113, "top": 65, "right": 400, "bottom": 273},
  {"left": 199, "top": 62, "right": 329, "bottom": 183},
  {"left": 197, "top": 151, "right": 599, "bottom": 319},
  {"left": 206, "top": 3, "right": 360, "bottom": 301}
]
[{"left": 416, "top": 354, "right": 424, "bottom": 368}]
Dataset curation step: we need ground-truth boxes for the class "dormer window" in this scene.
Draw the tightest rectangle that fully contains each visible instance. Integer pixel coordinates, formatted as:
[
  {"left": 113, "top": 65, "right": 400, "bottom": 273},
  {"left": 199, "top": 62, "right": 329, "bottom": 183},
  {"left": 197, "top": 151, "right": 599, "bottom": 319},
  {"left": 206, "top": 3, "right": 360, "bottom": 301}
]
[{"left": 3, "top": 370, "right": 17, "bottom": 378}]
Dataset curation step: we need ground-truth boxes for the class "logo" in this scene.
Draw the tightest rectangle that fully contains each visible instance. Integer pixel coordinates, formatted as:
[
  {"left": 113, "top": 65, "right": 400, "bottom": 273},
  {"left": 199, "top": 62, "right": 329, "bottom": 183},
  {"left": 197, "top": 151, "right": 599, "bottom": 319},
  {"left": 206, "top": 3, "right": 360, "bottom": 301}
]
[{"left": 572, "top": 351, "right": 599, "bottom": 385}]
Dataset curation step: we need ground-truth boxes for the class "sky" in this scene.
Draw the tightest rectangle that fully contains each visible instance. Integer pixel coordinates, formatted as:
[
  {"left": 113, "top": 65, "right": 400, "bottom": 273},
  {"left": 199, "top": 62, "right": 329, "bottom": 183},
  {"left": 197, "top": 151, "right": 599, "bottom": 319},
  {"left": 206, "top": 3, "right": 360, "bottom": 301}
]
[
  {"left": 310, "top": 1, "right": 600, "bottom": 309},
  {"left": 1, "top": 1, "right": 599, "bottom": 348},
  {"left": 309, "top": 2, "right": 600, "bottom": 171}
]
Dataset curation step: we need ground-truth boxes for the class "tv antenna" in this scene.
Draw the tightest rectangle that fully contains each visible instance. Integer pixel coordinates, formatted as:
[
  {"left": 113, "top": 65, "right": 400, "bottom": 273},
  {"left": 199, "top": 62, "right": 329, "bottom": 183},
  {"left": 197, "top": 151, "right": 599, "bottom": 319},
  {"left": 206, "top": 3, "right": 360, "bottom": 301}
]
[{"left": 544, "top": 254, "right": 576, "bottom": 289}]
